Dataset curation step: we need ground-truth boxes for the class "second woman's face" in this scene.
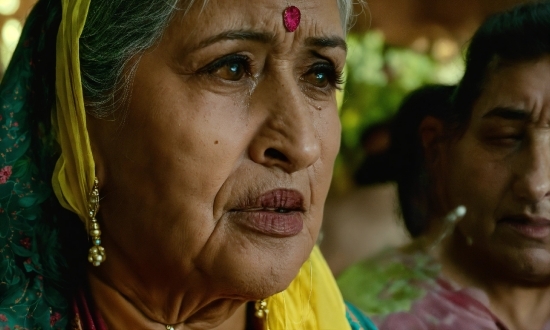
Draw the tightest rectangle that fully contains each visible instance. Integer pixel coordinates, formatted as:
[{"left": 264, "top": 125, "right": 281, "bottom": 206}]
[
  {"left": 88, "top": 0, "right": 344, "bottom": 301},
  {"left": 442, "top": 56, "right": 550, "bottom": 282}
]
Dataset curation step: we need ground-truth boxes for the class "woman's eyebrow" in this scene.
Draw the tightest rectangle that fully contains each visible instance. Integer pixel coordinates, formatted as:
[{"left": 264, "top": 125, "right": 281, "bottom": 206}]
[
  {"left": 305, "top": 36, "right": 347, "bottom": 52},
  {"left": 193, "top": 31, "right": 347, "bottom": 53},
  {"left": 196, "top": 30, "right": 274, "bottom": 50},
  {"left": 482, "top": 107, "right": 530, "bottom": 121}
]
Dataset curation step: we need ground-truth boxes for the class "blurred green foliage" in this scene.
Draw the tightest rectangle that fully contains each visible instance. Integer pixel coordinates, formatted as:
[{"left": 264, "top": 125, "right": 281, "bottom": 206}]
[{"left": 333, "top": 30, "right": 465, "bottom": 193}]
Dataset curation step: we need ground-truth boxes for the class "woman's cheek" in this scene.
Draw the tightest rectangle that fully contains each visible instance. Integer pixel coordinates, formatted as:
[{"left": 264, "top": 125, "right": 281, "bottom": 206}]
[{"left": 449, "top": 140, "right": 509, "bottom": 237}]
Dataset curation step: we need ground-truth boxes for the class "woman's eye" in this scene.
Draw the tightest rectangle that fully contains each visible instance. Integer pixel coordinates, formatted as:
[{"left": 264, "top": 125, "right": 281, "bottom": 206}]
[
  {"left": 302, "top": 63, "right": 343, "bottom": 89},
  {"left": 305, "top": 72, "right": 329, "bottom": 87},
  {"left": 212, "top": 62, "right": 246, "bottom": 81},
  {"left": 486, "top": 134, "right": 523, "bottom": 148},
  {"left": 480, "top": 124, "right": 526, "bottom": 149},
  {"left": 201, "top": 54, "right": 251, "bottom": 81}
]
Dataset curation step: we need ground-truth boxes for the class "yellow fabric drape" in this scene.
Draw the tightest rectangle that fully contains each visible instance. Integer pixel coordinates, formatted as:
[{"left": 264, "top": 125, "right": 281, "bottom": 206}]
[
  {"left": 52, "top": 0, "right": 94, "bottom": 224},
  {"left": 266, "top": 246, "right": 351, "bottom": 330}
]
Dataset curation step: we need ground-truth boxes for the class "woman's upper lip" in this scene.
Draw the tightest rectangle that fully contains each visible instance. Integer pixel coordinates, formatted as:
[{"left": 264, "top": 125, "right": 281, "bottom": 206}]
[
  {"left": 231, "top": 189, "right": 305, "bottom": 212},
  {"left": 499, "top": 214, "right": 550, "bottom": 225}
]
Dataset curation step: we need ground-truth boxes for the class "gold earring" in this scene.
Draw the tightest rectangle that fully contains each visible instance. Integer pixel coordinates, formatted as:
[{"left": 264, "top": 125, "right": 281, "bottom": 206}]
[
  {"left": 254, "top": 299, "right": 269, "bottom": 319},
  {"left": 87, "top": 177, "right": 106, "bottom": 266}
]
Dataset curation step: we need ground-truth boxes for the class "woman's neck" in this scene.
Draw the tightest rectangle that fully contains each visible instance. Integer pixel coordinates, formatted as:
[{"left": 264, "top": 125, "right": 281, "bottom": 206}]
[{"left": 87, "top": 271, "right": 248, "bottom": 330}]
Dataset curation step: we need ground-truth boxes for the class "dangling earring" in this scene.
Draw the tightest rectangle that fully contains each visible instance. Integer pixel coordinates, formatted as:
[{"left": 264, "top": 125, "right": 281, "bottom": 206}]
[
  {"left": 87, "top": 177, "right": 106, "bottom": 266},
  {"left": 254, "top": 299, "right": 269, "bottom": 319}
]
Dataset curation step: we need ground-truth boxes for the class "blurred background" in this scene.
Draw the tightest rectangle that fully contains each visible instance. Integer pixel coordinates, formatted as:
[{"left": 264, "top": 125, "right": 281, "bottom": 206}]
[
  {"left": 0, "top": 0, "right": 33, "bottom": 75},
  {"left": 335, "top": 0, "right": 538, "bottom": 193},
  {"left": 0, "top": 0, "right": 539, "bottom": 274}
]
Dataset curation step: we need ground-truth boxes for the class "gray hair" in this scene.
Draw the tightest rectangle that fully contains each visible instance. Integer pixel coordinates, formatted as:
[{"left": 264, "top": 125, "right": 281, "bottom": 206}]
[{"left": 80, "top": 0, "right": 357, "bottom": 118}]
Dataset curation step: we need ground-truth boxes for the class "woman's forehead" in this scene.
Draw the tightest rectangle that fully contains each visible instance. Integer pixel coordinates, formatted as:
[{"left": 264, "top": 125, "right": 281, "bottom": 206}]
[
  {"left": 473, "top": 56, "right": 550, "bottom": 122},
  {"left": 170, "top": 0, "right": 344, "bottom": 45}
]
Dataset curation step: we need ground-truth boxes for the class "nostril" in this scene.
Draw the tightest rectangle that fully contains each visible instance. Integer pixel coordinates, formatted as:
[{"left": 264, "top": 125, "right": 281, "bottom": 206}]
[{"left": 265, "top": 148, "right": 288, "bottom": 162}]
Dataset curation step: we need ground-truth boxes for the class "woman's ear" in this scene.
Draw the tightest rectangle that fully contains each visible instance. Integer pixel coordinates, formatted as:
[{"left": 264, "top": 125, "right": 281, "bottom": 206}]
[
  {"left": 419, "top": 115, "right": 451, "bottom": 219},
  {"left": 419, "top": 116, "right": 445, "bottom": 166}
]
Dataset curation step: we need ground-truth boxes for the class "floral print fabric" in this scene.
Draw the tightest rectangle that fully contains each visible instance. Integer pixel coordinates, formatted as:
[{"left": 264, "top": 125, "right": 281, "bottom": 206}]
[{"left": 0, "top": 0, "right": 70, "bottom": 328}]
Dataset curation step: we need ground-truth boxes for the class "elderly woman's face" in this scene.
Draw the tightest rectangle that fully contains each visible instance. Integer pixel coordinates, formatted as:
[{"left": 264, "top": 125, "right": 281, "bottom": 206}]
[
  {"left": 89, "top": 0, "right": 344, "bottom": 300},
  {"left": 441, "top": 56, "right": 550, "bottom": 281}
]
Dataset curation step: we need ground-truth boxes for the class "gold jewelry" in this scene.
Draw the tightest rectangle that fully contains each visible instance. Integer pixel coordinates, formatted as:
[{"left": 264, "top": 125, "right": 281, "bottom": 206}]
[
  {"left": 254, "top": 299, "right": 269, "bottom": 319},
  {"left": 87, "top": 177, "right": 106, "bottom": 266}
]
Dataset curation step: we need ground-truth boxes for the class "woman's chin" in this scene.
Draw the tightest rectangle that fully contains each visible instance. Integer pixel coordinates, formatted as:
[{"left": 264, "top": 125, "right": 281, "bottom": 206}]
[
  {"left": 484, "top": 244, "right": 550, "bottom": 284},
  {"left": 207, "top": 238, "right": 313, "bottom": 299},
  {"left": 214, "top": 268, "right": 301, "bottom": 302},
  {"left": 514, "top": 249, "right": 550, "bottom": 283}
]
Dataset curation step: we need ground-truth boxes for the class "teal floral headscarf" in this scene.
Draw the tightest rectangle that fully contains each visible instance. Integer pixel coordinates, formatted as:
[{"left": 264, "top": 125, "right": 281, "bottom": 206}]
[{"left": 0, "top": 0, "right": 79, "bottom": 328}]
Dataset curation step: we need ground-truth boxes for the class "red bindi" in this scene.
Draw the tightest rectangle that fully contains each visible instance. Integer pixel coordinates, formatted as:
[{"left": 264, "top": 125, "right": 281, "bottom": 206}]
[{"left": 283, "top": 6, "right": 301, "bottom": 32}]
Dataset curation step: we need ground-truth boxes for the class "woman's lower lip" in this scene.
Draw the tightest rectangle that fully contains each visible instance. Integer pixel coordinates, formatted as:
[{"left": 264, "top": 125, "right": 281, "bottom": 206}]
[
  {"left": 232, "top": 211, "right": 303, "bottom": 237},
  {"left": 504, "top": 222, "right": 550, "bottom": 240}
]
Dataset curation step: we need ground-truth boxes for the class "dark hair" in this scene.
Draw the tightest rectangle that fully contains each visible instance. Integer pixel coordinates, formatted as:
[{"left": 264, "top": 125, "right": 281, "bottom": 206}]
[
  {"left": 391, "top": 85, "right": 456, "bottom": 237},
  {"left": 452, "top": 1, "right": 550, "bottom": 129},
  {"left": 353, "top": 121, "right": 393, "bottom": 185}
]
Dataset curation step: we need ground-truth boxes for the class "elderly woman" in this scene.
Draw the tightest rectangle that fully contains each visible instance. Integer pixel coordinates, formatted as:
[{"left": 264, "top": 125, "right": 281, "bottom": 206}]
[
  {"left": 0, "top": 0, "right": 376, "bottom": 329},
  {"left": 339, "top": 2, "right": 550, "bottom": 329}
]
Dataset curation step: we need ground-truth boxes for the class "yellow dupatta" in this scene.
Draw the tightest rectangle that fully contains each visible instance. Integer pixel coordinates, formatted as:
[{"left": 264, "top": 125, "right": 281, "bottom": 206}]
[
  {"left": 266, "top": 246, "right": 351, "bottom": 330},
  {"left": 52, "top": 1, "right": 350, "bottom": 329},
  {"left": 52, "top": 0, "right": 93, "bottom": 224}
]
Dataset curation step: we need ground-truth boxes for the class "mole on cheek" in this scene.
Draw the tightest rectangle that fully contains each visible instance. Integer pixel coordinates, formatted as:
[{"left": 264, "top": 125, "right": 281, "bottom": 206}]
[{"left": 215, "top": 140, "right": 219, "bottom": 144}]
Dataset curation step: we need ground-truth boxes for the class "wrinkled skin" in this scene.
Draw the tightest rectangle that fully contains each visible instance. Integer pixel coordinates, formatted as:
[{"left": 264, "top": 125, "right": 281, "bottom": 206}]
[{"left": 86, "top": 0, "right": 345, "bottom": 329}]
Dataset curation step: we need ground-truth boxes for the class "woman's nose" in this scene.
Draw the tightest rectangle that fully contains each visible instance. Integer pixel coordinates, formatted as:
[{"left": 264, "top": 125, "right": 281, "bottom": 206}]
[
  {"left": 513, "top": 140, "right": 550, "bottom": 203},
  {"left": 248, "top": 76, "right": 321, "bottom": 174}
]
